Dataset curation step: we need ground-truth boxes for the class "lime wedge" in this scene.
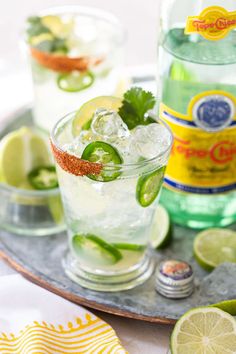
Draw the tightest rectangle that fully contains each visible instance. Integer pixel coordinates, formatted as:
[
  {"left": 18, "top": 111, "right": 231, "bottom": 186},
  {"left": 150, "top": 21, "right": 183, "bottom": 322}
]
[
  {"left": 150, "top": 205, "right": 172, "bottom": 249},
  {"left": 170, "top": 60, "right": 196, "bottom": 81},
  {"left": 211, "top": 300, "right": 236, "bottom": 316},
  {"left": 41, "top": 15, "right": 72, "bottom": 38},
  {"left": 171, "top": 307, "right": 236, "bottom": 354},
  {"left": 72, "top": 96, "right": 122, "bottom": 136},
  {"left": 29, "top": 32, "right": 54, "bottom": 46},
  {"left": 194, "top": 228, "right": 236, "bottom": 271},
  {"left": 0, "top": 127, "right": 51, "bottom": 188},
  {"left": 48, "top": 195, "right": 64, "bottom": 225},
  {"left": 72, "top": 234, "right": 122, "bottom": 266}
]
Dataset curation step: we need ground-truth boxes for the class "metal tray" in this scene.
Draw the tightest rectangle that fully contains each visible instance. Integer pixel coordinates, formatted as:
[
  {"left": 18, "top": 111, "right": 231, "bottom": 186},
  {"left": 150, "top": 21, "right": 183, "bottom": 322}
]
[{"left": 0, "top": 107, "right": 236, "bottom": 325}]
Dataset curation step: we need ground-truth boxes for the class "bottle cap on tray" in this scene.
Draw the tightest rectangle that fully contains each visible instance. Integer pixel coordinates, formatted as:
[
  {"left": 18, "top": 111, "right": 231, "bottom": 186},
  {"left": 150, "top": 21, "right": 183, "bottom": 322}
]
[{"left": 155, "top": 259, "right": 194, "bottom": 299}]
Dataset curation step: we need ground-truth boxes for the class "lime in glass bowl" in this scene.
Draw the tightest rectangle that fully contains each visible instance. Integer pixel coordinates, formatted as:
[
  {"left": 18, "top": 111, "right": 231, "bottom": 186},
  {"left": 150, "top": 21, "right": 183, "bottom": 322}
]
[
  {"left": 25, "top": 6, "right": 125, "bottom": 133},
  {"left": 51, "top": 88, "right": 173, "bottom": 291},
  {"left": 0, "top": 126, "right": 64, "bottom": 236}
]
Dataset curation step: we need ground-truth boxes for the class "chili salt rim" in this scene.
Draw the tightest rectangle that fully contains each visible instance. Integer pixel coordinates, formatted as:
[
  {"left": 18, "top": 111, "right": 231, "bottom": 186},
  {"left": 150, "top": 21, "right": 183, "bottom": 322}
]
[
  {"left": 31, "top": 47, "right": 103, "bottom": 73},
  {"left": 50, "top": 140, "right": 102, "bottom": 176}
]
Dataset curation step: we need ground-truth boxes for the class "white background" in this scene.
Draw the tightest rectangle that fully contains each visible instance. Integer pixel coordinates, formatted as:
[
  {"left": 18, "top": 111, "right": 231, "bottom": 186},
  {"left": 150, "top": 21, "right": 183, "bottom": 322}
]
[
  {"left": 1, "top": 0, "right": 161, "bottom": 74},
  {"left": 0, "top": 1, "right": 172, "bottom": 353}
]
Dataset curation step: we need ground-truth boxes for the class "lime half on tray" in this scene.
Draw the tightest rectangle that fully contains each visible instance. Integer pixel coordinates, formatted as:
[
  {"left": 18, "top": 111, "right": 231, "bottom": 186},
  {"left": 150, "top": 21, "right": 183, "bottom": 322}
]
[
  {"left": 194, "top": 228, "right": 236, "bottom": 271},
  {"left": 150, "top": 205, "right": 172, "bottom": 249},
  {"left": 72, "top": 234, "right": 122, "bottom": 266},
  {"left": 171, "top": 307, "right": 236, "bottom": 354},
  {"left": 0, "top": 127, "right": 51, "bottom": 187}
]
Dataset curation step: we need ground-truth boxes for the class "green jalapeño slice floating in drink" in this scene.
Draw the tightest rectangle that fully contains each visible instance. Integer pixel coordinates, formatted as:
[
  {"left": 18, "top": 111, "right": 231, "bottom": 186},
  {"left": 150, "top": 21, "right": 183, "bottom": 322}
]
[
  {"left": 51, "top": 87, "right": 173, "bottom": 291},
  {"left": 81, "top": 141, "right": 123, "bottom": 181}
]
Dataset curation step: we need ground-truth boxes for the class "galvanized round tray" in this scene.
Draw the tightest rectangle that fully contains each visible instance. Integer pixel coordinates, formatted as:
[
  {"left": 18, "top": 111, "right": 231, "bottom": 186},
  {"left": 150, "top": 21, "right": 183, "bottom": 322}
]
[{"left": 0, "top": 106, "right": 236, "bottom": 324}]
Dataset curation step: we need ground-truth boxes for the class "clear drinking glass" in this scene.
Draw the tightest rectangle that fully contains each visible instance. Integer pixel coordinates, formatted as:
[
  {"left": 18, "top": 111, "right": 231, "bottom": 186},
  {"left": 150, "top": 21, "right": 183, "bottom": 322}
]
[
  {"left": 51, "top": 111, "right": 173, "bottom": 291},
  {"left": 24, "top": 6, "right": 125, "bottom": 132}
]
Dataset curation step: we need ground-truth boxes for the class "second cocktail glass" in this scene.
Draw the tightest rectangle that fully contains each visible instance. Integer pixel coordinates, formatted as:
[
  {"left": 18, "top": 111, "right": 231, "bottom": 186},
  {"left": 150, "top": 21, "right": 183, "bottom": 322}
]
[{"left": 25, "top": 6, "right": 125, "bottom": 132}]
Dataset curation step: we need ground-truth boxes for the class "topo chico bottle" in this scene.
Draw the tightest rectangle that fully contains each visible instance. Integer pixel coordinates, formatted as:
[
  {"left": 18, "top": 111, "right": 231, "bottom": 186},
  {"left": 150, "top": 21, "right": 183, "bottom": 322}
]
[{"left": 158, "top": 0, "right": 236, "bottom": 228}]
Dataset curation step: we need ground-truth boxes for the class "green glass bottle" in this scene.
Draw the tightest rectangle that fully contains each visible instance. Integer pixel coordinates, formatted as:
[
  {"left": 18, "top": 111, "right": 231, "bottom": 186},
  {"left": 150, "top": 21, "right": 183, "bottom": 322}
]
[{"left": 158, "top": 0, "right": 236, "bottom": 228}]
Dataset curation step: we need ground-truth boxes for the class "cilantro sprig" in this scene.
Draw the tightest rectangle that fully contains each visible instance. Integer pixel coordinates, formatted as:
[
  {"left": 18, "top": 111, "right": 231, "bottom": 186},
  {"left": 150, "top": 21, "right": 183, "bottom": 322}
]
[{"left": 118, "top": 87, "right": 156, "bottom": 130}]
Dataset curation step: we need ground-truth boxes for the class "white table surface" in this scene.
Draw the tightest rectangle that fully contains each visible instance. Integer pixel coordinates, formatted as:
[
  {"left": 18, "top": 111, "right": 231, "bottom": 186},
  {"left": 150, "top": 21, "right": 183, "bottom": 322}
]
[{"left": 0, "top": 258, "right": 172, "bottom": 353}]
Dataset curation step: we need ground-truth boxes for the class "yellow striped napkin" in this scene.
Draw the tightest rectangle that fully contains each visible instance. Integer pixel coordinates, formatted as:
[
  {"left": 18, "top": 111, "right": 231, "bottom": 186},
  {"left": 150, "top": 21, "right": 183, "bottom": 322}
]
[{"left": 0, "top": 274, "right": 127, "bottom": 354}]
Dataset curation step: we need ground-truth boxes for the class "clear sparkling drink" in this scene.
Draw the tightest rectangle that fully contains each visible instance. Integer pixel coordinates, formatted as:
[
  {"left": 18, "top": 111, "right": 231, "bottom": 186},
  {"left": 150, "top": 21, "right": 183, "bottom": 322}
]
[
  {"left": 51, "top": 89, "right": 173, "bottom": 291},
  {"left": 25, "top": 6, "right": 125, "bottom": 132},
  {"left": 158, "top": 0, "right": 236, "bottom": 228}
]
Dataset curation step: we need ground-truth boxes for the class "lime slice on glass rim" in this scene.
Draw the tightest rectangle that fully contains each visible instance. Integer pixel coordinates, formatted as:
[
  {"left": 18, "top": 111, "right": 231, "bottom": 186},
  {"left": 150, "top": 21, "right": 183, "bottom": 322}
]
[
  {"left": 81, "top": 141, "right": 123, "bottom": 182},
  {"left": 72, "top": 234, "right": 122, "bottom": 265},
  {"left": 150, "top": 205, "right": 172, "bottom": 249},
  {"left": 171, "top": 307, "right": 236, "bottom": 354},
  {"left": 194, "top": 228, "right": 236, "bottom": 271},
  {"left": 57, "top": 71, "right": 94, "bottom": 92},
  {"left": 136, "top": 166, "right": 166, "bottom": 207},
  {"left": 72, "top": 96, "right": 122, "bottom": 136}
]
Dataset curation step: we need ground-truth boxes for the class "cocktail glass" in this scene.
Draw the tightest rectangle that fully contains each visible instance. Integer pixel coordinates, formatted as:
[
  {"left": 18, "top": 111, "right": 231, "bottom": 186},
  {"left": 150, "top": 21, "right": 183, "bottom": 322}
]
[
  {"left": 51, "top": 107, "right": 173, "bottom": 291},
  {"left": 24, "top": 6, "right": 125, "bottom": 132}
]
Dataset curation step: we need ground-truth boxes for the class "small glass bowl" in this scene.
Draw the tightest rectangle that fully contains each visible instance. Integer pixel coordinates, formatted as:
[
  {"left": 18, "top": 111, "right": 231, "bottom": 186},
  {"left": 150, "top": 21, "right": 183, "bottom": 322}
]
[{"left": 0, "top": 182, "right": 65, "bottom": 236}]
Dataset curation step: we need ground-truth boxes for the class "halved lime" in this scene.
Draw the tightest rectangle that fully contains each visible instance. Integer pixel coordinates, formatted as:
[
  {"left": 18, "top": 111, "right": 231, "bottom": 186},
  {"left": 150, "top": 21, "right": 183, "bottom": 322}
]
[
  {"left": 194, "top": 228, "right": 236, "bottom": 271},
  {"left": 48, "top": 195, "right": 64, "bottom": 225},
  {"left": 72, "top": 96, "right": 122, "bottom": 136},
  {"left": 112, "top": 243, "right": 145, "bottom": 252},
  {"left": 136, "top": 166, "right": 165, "bottom": 207},
  {"left": 212, "top": 299, "right": 236, "bottom": 316},
  {"left": 0, "top": 127, "right": 50, "bottom": 188},
  {"left": 72, "top": 234, "right": 122, "bottom": 266},
  {"left": 57, "top": 71, "right": 94, "bottom": 92},
  {"left": 81, "top": 141, "right": 123, "bottom": 182},
  {"left": 171, "top": 307, "right": 236, "bottom": 354},
  {"left": 150, "top": 205, "right": 172, "bottom": 249}
]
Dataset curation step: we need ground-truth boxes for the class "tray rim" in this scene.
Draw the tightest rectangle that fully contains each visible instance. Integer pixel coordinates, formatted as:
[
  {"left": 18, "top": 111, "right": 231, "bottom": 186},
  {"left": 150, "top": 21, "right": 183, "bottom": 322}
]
[{"left": 0, "top": 248, "right": 176, "bottom": 325}]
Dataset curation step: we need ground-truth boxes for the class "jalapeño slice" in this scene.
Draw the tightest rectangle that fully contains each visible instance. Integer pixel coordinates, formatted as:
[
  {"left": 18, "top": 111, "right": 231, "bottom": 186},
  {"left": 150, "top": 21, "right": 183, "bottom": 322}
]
[
  {"left": 28, "top": 165, "right": 58, "bottom": 190},
  {"left": 57, "top": 71, "right": 94, "bottom": 92},
  {"left": 81, "top": 141, "right": 123, "bottom": 182},
  {"left": 136, "top": 166, "right": 165, "bottom": 207},
  {"left": 112, "top": 243, "right": 145, "bottom": 252},
  {"left": 72, "top": 234, "right": 122, "bottom": 265}
]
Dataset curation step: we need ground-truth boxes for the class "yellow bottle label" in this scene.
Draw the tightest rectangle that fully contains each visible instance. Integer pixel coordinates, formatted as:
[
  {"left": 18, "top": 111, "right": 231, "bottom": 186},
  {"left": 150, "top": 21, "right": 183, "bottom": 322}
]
[
  {"left": 160, "top": 91, "right": 236, "bottom": 194},
  {"left": 185, "top": 6, "right": 236, "bottom": 41}
]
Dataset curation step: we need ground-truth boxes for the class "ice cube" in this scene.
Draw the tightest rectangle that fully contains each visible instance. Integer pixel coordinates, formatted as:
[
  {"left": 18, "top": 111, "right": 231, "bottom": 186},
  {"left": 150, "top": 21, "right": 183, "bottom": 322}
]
[
  {"left": 63, "top": 130, "right": 93, "bottom": 157},
  {"left": 91, "top": 109, "right": 129, "bottom": 141},
  {"left": 130, "top": 123, "right": 171, "bottom": 160}
]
